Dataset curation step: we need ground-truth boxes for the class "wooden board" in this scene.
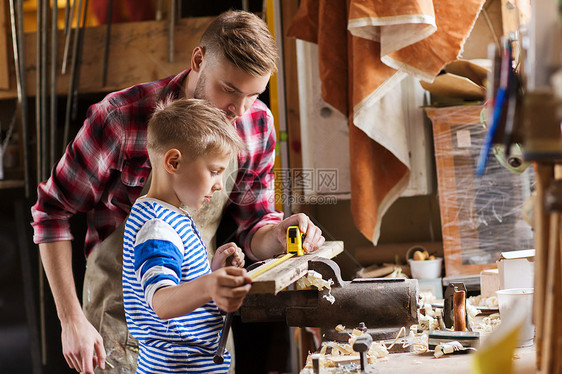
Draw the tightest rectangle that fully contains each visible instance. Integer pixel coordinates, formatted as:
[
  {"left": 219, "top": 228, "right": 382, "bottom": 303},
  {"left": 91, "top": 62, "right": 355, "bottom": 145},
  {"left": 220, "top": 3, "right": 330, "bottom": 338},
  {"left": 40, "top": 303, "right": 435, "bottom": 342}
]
[
  {"left": 0, "top": 0, "right": 9, "bottom": 89},
  {"left": 248, "top": 241, "right": 343, "bottom": 294},
  {"left": 0, "top": 16, "right": 214, "bottom": 99}
]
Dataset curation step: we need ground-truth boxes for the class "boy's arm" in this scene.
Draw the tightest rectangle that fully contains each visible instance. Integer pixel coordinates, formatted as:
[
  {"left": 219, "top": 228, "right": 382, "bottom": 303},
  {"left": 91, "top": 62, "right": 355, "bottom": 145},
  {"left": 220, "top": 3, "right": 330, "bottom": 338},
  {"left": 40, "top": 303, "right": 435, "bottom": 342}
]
[
  {"left": 151, "top": 267, "right": 252, "bottom": 319},
  {"left": 133, "top": 220, "right": 251, "bottom": 319}
]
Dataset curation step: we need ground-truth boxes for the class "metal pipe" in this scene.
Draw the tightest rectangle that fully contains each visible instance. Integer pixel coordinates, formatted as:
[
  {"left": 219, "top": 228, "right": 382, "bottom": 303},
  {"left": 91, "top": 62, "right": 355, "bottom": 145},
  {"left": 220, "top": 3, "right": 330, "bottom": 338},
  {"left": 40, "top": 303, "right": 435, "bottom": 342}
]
[
  {"left": 41, "top": 0, "right": 49, "bottom": 180},
  {"left": 71, "top": 0, "right": 88, "bottom": 121},
  {"left": 8, "top": 0, "right": 28, "bottom": 196},
  {"left": 168, "top": 0, "right": 175, "bottom": 63},
  {"left": 64, "top": 0, "right": 71, "bottom": 35},
  {"left": 50, "top": 0, "right": 58, "bottom": 166},
  {"left": 63, "top": 0, "right": 84, "bottom": 150},
  {"left": 102, "top": 0, "right": 113, "bottom": 87},
  {"left": 61, "top": 0, "right": 77, "bottom": 74},
  {"left": 36, "top": 0, "right": 42, "bottom": 183}
]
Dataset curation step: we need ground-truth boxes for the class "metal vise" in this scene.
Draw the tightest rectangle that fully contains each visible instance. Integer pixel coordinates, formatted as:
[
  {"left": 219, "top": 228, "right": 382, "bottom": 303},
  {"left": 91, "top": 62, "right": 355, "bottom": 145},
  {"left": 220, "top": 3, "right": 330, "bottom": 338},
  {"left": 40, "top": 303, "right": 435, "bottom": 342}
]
[{"left": 239, "top": 258, "right": 420, "bottom": 342}]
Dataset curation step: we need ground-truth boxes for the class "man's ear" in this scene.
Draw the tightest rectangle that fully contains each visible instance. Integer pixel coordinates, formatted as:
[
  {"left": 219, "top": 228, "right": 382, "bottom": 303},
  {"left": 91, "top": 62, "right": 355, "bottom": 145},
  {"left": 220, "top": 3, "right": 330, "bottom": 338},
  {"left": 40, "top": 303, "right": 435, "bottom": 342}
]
[
  {"left": 191, "top": 46, "right": 205, "bottom": 72},
  {"left": 164, "top": 149, "right": 182, "bottom": 174}
]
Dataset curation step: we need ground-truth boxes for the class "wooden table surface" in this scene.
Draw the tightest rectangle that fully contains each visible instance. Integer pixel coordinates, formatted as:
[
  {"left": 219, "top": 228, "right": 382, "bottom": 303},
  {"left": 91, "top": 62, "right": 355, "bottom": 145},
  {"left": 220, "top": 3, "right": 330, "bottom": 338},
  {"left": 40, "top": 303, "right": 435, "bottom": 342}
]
[{"left": 299, "top": 345, "right": 535, "bottom": 373}]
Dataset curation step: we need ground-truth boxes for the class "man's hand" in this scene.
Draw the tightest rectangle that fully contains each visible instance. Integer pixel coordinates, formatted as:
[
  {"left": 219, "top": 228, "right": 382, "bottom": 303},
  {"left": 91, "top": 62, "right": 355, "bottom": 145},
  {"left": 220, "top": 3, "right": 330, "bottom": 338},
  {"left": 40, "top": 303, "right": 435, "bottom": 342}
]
[
  {"left": 208, "top": 267, "right": 252, "bottom": 312},
  {"left": 211, "top": 242, "right": 245, "bottom": 271},
  {"left": 250, "top": 213, "right": 326, "bottom": 260},
  {"left": 275, "top": 213, "right": 325, "bottom": 253},
  {"left": 61, "top": 314, "right": 106, "bottom": 374}
]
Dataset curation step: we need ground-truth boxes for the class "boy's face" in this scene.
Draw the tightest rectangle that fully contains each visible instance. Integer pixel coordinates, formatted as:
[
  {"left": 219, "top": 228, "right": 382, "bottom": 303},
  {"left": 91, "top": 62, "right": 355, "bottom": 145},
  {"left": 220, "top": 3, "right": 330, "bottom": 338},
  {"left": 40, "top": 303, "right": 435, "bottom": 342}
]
[
  {"left": 193, "top": 53, "right": 270, "bottom": 123},
  {"left": 173, "top": 150, "right": 231, "bottom": 211}
]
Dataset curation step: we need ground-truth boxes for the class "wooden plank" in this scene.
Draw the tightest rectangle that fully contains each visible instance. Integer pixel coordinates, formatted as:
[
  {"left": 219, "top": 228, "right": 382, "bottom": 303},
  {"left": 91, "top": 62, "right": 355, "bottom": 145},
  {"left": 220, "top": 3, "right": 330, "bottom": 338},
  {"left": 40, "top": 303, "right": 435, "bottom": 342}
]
[
  {"left": 533, "top": 163, "right": 553, "bottom": 371},
  {"left": 0, "top": 16, "right": 214, "bottom": 98},
  {"left": 281, "top": 0, "right": 302, "bottom": 172},
  {"left": 0, "top": 0, "right": 9, "bottom": 89},
  {"left": 249, "top": 241, "right": 343, "bottom": 294}
]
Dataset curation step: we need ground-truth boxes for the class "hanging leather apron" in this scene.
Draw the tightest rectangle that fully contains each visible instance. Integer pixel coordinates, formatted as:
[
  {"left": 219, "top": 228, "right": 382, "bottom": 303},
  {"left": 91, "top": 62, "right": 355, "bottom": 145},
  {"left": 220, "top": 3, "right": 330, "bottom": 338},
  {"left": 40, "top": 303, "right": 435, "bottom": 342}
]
[{"left": 83, "top": 157, "right": 238, "bottom": 373}]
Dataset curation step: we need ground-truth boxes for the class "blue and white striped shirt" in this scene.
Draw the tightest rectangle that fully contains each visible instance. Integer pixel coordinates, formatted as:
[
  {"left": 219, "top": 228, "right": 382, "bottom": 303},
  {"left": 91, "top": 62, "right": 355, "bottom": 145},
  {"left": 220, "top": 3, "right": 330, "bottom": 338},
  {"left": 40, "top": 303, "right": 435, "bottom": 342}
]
[{"left": 123, "top": 197, "right": 230, "bottom": 373}]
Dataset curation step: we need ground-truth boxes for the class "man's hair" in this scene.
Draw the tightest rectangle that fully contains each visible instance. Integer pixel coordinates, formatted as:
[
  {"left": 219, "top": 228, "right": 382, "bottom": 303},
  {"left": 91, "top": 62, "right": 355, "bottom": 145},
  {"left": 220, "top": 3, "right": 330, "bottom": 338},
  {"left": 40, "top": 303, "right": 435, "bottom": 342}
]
[
  {"left": 147, "top": 98, "right": 246, "bottom": 160},
  {"left": 200, "top": 10, "right": 278, "bottom": 76}
]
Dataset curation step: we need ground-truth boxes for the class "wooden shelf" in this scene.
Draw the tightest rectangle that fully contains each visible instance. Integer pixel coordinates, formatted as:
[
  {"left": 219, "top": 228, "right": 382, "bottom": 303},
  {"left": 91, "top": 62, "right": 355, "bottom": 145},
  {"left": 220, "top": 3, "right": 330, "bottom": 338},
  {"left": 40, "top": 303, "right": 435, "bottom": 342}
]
[{"left": 0, "top": 179, "right": 24, "bottom": 189}]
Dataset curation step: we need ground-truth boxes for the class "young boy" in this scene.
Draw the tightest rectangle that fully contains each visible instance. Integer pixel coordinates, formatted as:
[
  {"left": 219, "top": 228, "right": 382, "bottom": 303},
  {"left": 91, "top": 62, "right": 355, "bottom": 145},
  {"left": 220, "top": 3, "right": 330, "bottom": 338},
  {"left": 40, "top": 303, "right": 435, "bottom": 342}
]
[{"left": 122, "top": 98, "right": 252, "bottom": 373}]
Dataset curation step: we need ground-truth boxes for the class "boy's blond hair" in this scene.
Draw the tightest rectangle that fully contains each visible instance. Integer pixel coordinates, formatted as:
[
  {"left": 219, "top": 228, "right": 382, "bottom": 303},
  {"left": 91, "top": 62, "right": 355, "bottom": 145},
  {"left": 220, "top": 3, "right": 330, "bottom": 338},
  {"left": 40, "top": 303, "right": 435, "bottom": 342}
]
[
  {"left": 200, "top": 10, "right": 278, "bottom": 76},
  {"left": 147, "top": 98, "right": 246, "bottom": 160}
]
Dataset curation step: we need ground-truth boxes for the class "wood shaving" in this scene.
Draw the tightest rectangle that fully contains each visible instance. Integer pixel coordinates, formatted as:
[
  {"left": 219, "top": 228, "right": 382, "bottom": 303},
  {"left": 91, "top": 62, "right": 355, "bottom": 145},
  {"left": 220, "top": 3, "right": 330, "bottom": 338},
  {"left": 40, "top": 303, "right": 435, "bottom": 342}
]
[
  {"left": 297, "top": 270, "right": 336, "bottom": 304},
  {"left": 468, "top": 295, "right": 499, "bottom": 308},
  {"left": 297, "top": 270, "right": 334, "bottom": 291},
  {"left": 471, "top": 313, "right": 501, "bottom": 333},
  {"left": 306, "top": 325, "right": 430, "bottom": 372},
  {"left": 419, "top": 291, "right": 437, "bottom": 304},
  {"left": 434, "top": 341, "right": 464, "bottom": 358}
]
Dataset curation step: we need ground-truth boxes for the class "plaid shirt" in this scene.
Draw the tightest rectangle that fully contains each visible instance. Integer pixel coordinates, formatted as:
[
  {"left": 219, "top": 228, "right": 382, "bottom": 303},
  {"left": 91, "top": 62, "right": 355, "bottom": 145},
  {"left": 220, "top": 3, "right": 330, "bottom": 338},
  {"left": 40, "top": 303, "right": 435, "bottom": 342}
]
[{"left": 31, "top": 69, "right": 283, "bottom": 260}]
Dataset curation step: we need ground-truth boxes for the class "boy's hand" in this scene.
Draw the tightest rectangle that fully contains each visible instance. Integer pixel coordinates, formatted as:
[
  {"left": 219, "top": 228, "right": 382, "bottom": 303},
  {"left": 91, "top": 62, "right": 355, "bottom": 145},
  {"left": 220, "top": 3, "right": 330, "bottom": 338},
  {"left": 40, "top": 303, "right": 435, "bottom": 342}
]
[
  {"left": 209, "top": 267, "right": 252, "bottom": 312},
  {"left": 211, "top": 242, "right": 245, "bottom": 271}
]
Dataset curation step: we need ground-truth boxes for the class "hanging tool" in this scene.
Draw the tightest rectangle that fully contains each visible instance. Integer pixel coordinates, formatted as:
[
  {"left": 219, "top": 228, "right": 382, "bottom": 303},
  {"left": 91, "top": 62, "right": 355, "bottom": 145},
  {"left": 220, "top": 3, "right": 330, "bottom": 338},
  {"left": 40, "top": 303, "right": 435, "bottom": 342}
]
[
  {"left": 101, "top": 0, "right": 113, "bottom": 87},
  {"left": 214, "top": 226, "right": 307, "bottom": 364},
  {"left": 64, "top": 0, "right": 71, "bottom": 35},
  {"left": 168, "top": 0, "right": 176, "bottom": 63},
  {"left": 40, "top": 0, "right": 49, "bottom": 180},
  {"left": 502, "top": 69, "right": 520, "bottom": 158},
  {"left": 9, "top": 0, "right": 30, "bottom": 197},
  {"left": 36, "top": 0, "right": 43, "bottom": 182},
  {"left": 71, "top": 0, "right": 88, "bottom": 122},
  {"left": 61, "top": 0, "right": 77, "bottom": 74},
  {"left": 477, "top": 37, "right": 513, "bottom": 177},
  {"left": 63, "top": 0, "right": 87, "bottom": 150},
  {"left": 50, "top": 0, "right": 58, "bottom": 167}
]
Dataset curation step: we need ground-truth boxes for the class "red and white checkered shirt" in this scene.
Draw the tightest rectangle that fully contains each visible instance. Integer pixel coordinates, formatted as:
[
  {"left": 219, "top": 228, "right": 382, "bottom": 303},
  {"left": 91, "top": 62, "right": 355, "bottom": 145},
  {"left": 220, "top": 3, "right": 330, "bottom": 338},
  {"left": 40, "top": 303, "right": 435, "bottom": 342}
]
[{"left": 31, "top": 69, "right": 283, "bottom": 260}]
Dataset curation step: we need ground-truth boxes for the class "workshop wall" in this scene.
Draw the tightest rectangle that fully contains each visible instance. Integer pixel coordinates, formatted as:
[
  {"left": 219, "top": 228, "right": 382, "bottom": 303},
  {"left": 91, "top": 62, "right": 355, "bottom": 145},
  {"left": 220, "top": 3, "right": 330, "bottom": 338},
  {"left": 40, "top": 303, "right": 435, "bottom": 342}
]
[{"left": 296, "top": 0, "right": 514, "bottom": 279}]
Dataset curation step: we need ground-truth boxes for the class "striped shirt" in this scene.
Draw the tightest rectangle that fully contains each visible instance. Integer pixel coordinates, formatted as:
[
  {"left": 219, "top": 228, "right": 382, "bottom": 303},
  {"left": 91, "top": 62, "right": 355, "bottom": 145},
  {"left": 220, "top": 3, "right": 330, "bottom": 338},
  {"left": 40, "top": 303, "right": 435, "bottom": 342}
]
[
  {"left": 123, "top": 197, "right": 230, "bottom": 373},
  {"left": 31, "top": 69, "right": 283, "bottom": 260}
]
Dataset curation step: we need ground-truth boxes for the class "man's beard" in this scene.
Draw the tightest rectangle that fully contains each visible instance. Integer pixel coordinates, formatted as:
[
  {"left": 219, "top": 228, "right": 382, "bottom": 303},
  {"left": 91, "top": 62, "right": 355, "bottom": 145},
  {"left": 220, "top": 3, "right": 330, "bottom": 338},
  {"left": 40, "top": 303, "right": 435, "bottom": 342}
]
[
  {"left": 193, "top": 71, "right": 207, "bottom": 101},
  {"left": 193, "top": 71, "right": 237, "bottom": 122}
]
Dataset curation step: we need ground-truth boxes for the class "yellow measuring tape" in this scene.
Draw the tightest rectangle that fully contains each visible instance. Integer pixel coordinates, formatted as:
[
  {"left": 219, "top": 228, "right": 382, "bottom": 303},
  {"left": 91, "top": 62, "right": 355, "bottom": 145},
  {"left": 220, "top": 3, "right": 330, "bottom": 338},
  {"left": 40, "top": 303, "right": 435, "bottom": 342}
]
[{"left": 249, "top": 253, "right": 295, "bottom": 280}]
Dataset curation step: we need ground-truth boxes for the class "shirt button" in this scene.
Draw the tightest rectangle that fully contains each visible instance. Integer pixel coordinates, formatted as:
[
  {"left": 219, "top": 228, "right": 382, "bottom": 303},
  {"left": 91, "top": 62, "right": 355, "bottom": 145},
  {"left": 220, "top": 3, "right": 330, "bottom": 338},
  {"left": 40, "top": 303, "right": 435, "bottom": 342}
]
[{"left": 140, "top": 177, "right": 145, "bottom": 183}]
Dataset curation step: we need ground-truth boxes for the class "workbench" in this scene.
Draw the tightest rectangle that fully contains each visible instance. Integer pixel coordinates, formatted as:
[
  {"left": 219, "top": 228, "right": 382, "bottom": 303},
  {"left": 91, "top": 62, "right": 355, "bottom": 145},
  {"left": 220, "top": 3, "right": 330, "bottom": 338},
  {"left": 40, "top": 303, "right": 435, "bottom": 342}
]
[{"left": 300, "top": 345, "right": 535, "bottom": 373}]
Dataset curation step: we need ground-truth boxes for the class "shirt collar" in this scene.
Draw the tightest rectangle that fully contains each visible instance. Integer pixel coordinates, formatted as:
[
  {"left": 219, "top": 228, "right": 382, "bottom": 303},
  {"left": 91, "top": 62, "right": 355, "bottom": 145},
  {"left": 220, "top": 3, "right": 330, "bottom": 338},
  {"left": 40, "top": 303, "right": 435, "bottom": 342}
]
[{"left": 157, "top": 68, "right": 191, "bottom": 103}]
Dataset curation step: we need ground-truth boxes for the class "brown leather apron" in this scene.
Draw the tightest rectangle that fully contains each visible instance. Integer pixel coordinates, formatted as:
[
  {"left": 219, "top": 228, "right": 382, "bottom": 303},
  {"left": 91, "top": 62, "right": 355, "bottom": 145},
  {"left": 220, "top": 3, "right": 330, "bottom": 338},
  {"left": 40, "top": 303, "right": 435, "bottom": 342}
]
[{"left": 83, "top": 158, "right": 238, "bottom": 373}]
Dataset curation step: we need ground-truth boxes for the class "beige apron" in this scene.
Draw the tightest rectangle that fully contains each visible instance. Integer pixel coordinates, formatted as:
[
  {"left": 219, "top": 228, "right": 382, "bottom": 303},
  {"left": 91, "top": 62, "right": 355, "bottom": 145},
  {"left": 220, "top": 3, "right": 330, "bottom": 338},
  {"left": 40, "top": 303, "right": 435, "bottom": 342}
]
[{"left": 83, "top": 158, "right": 238, "bottom": 373}]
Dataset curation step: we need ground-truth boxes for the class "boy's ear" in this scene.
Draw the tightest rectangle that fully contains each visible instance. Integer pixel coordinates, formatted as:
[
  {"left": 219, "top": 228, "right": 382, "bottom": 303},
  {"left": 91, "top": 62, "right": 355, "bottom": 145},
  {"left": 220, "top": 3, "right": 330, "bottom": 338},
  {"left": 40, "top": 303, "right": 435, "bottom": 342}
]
[
  {"left": 191, "top": 46, "right": 205, "bottom": 72},
  {"left": 164, "top": 149, "right": 182, "bottom": 173}
]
